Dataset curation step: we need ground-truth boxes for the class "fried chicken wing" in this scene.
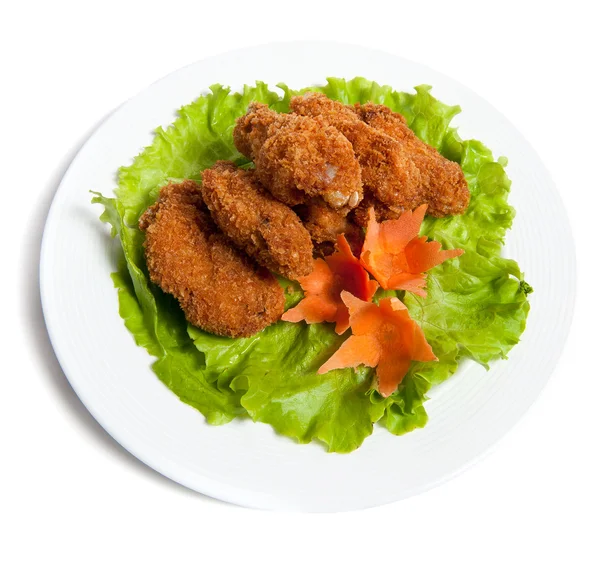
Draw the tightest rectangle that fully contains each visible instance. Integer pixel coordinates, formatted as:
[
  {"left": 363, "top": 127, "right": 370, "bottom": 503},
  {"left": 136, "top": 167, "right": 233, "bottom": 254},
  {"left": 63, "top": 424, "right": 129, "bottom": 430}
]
[
  {"left": 233, "top": 103, "right": 362, "bottom": 212},
  {"left": 139, "top": 180, "right": 284, "bottom": 338},
  {"left": 294, "top": 200, "right": 363, "bottom": 257},
  {"left": 290, "top": 93, "right": 422, "bottom": 210},
  {"left": 200, "top": 161, "right": 313, "bottom": 280},
  {"left": 349, "top": 194, "right": 406, "bottom": 227},
  {"left": 353, "top": 102, "right": 470, "bottom": 217}
]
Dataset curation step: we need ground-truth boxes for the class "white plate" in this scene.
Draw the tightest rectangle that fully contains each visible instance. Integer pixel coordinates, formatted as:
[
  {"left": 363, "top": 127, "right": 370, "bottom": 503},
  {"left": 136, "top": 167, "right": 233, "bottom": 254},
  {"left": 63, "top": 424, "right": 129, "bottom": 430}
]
[{"left": 40, "top": 42, "right": 575, "bottom": 512}]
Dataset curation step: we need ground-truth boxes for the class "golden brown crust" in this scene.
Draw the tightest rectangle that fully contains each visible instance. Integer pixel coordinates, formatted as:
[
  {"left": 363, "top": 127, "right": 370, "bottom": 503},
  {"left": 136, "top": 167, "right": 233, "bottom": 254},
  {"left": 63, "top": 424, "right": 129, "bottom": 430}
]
[
  {"left": 233, "top": 103, "right": 363, "bottom": 211},
  {"left": 354, "top": 102, "right": 470, "bottom": 217},
  {"left": 350, "top": 194, "right": 406, "bottom": 227},
  {"left": 200, "top": 161, "right": 314, "bottom": 280},
  {"left": 139, "top": 180, "right": 284, "bottom": 338},
  {"left": 290, "top": 93, "right": 422, "bottom": 210},
  {"left": 294, "top": 200, "right": 363, "bottom": 257}
]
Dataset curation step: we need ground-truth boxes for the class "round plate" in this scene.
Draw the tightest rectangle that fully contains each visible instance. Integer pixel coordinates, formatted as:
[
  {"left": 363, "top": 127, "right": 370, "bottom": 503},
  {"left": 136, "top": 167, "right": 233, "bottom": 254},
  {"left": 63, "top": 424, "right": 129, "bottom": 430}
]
[{"left": 40, "top": 42, "right": 575, "bottom": 511}]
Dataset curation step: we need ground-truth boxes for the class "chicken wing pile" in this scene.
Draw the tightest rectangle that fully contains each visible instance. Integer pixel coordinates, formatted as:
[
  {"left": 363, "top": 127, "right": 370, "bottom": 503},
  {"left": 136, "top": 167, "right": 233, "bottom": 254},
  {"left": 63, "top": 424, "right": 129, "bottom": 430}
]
[
  {"left": 139, "top": 180, "right": 285, "bottom": 338},
  {"left": 201, "top": 161, "right": 313, "bottom": 280},
  {"left": 233, "top": 102, "right": 362, "bottom": 212},
  {"left": 139, "top": 95, "right": 470, "bottom": 337},
  {"left": 290, "top": 93, "right": 469, "bottom": 226}
]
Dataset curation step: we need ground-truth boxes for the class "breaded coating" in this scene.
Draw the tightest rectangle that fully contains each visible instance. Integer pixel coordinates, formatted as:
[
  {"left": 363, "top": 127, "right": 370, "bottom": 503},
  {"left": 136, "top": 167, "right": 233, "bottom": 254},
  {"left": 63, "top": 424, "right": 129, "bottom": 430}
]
[
  {"left": 350, "top": 194, "right": 407, "bottom": 227},
  {"left": 139, "top": 180, "right": 285, "bottom": 338},
  {"left": 200, "top": 161, "right": 313, "bottom": 280},
  {"left": 290, "top": 93, "right": 422, "bottom": 210},
  {"left": 295, "top": 201, "right": 363, "bottom": 257},
  {"left": 233, "top": 103, "right": 362, "bottom": 212},
  {"left": 296, "top": 201, "right": 352, "bottom": 244},
  {"left": 353, "top": 102, "right": 470, "bottom": 217}
]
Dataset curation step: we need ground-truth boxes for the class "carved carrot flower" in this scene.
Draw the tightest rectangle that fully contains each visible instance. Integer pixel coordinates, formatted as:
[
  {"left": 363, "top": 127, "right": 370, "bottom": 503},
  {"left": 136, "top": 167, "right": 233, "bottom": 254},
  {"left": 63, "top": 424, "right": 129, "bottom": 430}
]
[
  {"left": 318, "top": 291, "right": 437, "bottom": 397},
  {"left": 360, "top": 205, "right": 464, "bottom": 297},
  {"left": 282, "top": 234, "right": 378, "bottom": 334}
]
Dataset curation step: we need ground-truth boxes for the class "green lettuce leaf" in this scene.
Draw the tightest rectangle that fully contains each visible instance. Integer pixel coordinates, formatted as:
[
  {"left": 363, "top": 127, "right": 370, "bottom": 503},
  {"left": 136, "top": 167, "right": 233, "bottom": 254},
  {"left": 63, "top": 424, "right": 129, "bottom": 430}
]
[
  {"left": 189, "top": 322, "right": 382, "bottom": 453},
  {"left": 93, "top": 78, "right": 531, "bottom": 451},
  {"left": 92, "top": 193, "right": 243, "bottom": 425}
]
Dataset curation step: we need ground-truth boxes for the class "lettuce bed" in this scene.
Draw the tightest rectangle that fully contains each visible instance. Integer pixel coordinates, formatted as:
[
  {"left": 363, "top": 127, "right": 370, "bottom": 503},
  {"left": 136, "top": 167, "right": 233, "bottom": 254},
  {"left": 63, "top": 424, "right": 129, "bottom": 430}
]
[{"left": 93, "top": 78, "right": 531, "bottom": 453}]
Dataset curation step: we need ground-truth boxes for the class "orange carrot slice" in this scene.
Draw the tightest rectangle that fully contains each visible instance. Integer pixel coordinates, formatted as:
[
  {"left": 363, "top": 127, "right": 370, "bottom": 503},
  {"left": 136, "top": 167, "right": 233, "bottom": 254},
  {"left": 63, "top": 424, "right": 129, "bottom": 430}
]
[
  {"left": 281, "top": 259, "right": 338, "bottom": 324},
  {"left": 327, "top": 234, "right": 378, "bottom": 304},
  {"left": 282, "top": 235, "right": 378, "bottom": 334},
  {"left": 319, "top": 291, "right": 437, "bottom": 397},
  {"left": 360, "top": 206, "right": 464, "bottom": 297}
]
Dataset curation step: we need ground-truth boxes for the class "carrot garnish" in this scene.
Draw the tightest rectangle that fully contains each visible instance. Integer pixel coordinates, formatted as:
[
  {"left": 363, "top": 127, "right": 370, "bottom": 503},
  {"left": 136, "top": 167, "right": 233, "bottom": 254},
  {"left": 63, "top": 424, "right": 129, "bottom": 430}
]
[
  {"left": 360, "top": 205, "right": 464, "bottom": 297},
  {"left": 318, "top": 291, "right": 437, "bottom": 397},
  {"left": 282, "top": 234, "right": 378, "bottom": 334}
]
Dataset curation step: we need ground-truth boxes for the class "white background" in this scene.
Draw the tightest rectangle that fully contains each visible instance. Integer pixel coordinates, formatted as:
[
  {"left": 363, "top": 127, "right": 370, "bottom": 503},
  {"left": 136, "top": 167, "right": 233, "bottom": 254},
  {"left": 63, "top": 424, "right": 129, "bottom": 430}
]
[{"left": 1, "top": 0, "right": 598, "bottom": 562}]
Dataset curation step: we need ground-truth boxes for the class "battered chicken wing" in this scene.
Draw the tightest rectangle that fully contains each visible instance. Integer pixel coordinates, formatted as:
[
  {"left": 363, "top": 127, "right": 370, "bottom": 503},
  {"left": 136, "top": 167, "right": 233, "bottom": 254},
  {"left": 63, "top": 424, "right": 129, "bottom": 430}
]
[
  {"left": 294, "top": 200, "right": 363, "bottom": 257},
  {"left": 139, "top": 180, "right": 284, "bottom": 338},
  {"left": 349, "top": 194, "right": 407, "bottom": 227},
  {"left": 353, "top": 102, "right": 470, "bottom": 217},
  {"left": 233, "top": 103, "right": 362, "bottom": 212},
  {"left": 290, "top": 93, "right": 422, "bottom": 210},
  {"left": 201, "top": 161, "right": 313, "bottom": 280}
]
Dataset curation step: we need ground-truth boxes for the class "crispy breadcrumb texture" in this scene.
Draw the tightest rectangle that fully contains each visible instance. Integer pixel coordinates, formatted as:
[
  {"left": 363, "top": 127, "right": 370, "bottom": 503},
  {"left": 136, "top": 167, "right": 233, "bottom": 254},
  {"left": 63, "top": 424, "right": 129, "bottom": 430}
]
[
  {"left": 290, "top": 93, "right": 422, "bottom": 210},
  {"left": 349, "top": 194, "right": 407, "bottom": 226},
  {"left": 295, "top": 201, "right": 363, "bottom": 257},
  {"left": 353, "top": 102, "right": 470, "bottom": 217},
  {"left": 201, "top": 161, "right": 313, "bottom": 280},
  {"left": 139, "top": 180, "right": 284, "bottom": 338},
  {"left": 233, "top": 103, "right": 362, "bottom": 212}
]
